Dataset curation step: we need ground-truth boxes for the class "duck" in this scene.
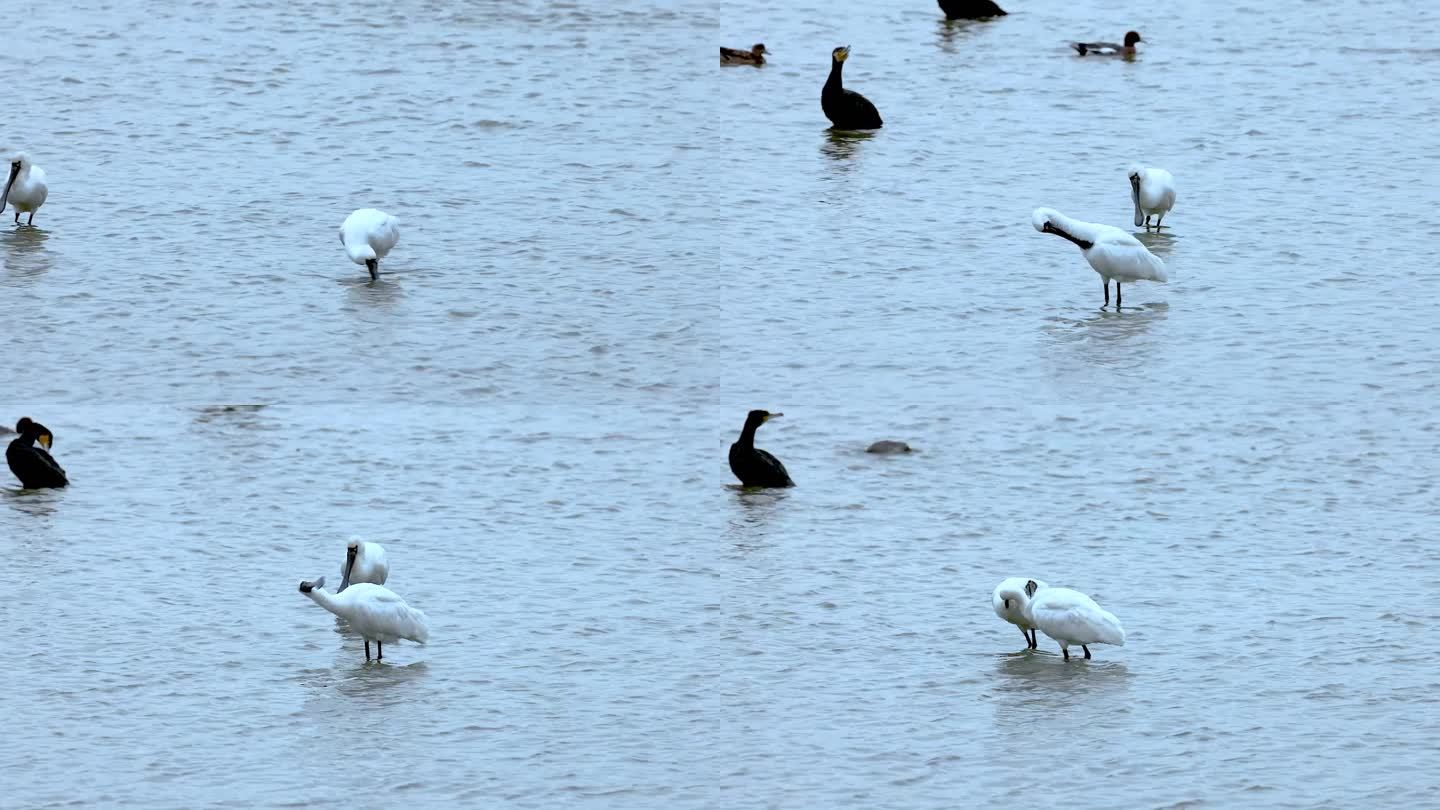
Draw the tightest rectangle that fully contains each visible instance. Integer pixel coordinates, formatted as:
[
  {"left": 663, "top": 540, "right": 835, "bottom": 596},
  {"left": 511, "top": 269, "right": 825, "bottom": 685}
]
[
  {"left": 1073, "top": 31, "right": 1142, "bottom": 57},
  {"left": 339, "top": 538, "right": 389, "bottom": 593},
  {"left": 822, "top": 46, "right": 883, "bottom": 130},
  {"left": 6, "top": 417, "right": 67, "bottom": 488},
  {"left": 1128, "top": 165, "right": 1176, "bottom": 231},
  {"left": 1023, "top": 585, "right": 1126, "bottom": 661},
  {"left": 1032, "top": 207, "right": 1167, "bottom": 308},
  {"left": 992, "top": 577, "right": 1048, "bottom": 649},
  {"left": 721, "top": 43, "right": 767, "bottom": 65},
  {"left": 2, "top": 153, "right": 48, "bottom": 226},
  {"left": 729, "top": 410, "right": 794, "bottom": 488},
  {"left": 339, "top": 208, "right": 400, "bottom": 281},
  {"left": 938, "top": 0, "right": 1006, "bottom": 20},
  {"left": 298, "top": 577, "right": 429, "bottom": 661}
]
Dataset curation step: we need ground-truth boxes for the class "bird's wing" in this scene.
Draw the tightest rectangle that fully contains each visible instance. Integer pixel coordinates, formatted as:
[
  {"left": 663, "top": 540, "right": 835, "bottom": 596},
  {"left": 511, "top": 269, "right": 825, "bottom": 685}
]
[
  {"left": 753, "top": 448, "right": 793, "bottom": 482},
  {"left": 33, "top": 447, "right": 66, "bottom": 478},
  {"left": 351, "top": 588, "right": 430, "bottom": 643},
  {"left": 844, "top": 90, "right": 883, "bottom": 125},
  {"left": 1088, "top": 239, "right": 1168, "bottom": 282}
]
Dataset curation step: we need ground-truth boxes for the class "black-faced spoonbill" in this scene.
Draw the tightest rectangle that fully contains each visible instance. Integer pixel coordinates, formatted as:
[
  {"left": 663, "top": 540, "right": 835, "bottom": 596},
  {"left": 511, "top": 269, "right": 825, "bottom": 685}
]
[
  {"left": 298, "top": 577, "right": 429, "bottom": 661},
  {"left": 339, "top": 208, "right": 400, "bottom": 281},
  {"left": 1023, "top": 585, "right": 1126, "bottom": 661},
  {"left": 339, "top": 538, "right": 389, "bottom": 593},
  {"left": 6, "top": 417, "right": 67, "bottom": 489},
  {"left": 2, "top": 153, "right": 47, "bottom": 225},
  {"left": 1032, "top": 207, "right": 1168, "bottom": 308},
  {"left": 1128, "top": 165, "right": 1176, "bottom": 231},
  {"left": 992, "top": 577, "right": 1048, "bottom": 650}
]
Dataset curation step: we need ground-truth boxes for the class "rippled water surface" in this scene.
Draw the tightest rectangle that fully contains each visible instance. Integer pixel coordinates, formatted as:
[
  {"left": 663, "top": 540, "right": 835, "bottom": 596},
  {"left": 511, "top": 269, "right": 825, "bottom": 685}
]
[{"left": 5, "top": 0, "right": 1440, "bottom": 807}]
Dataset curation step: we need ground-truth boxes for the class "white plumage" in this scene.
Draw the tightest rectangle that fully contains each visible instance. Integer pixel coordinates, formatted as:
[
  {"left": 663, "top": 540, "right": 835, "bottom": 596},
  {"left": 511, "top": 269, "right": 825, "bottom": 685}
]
[
  {"left": 1128, "top": 165, "right": 1176, "bottom": 231},
  {"left": 2, "top": 153, "right": 48, "bottom": 226},
  {"left": 1024, "top": 586, "right": 1126, "bottom": 661},
  {"left": 339, "top": 208, "right": 400, "bottom": 280},
  {"left": 1033, "top": 207, "right": 1167, "bottom": 308},
  {"left": 299, "top": 576, "right": 429, "bottom": 661},
  {"left": 992, "top": 577, "right": 1049, "bottom": 649},
  {"left": 339, "top": 538, "right": 389, "bottom": 592}
]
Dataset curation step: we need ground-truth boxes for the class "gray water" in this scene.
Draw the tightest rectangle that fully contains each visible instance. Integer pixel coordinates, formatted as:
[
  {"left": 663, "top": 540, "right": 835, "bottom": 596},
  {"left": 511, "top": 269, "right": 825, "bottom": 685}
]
[{"left": 4, "top": 0, "right": 1440, "bottom": 806}]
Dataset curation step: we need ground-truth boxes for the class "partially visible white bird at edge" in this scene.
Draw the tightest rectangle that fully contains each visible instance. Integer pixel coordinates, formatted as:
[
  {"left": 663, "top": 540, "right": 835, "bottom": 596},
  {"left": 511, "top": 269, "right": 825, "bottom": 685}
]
[
  {"left": 1033, "top": 207, "right": 1168, "bottom": 309},
  {"left": 1023, "top": 585, "right": 1126, "bottom": 661},
  {"left": 992, "top": 577, "right": 1048, "bottom": 650},
  {"left": 339, "top": 538, "right": 389, "bottom": 592},
  {"left": 2, "top": 153, "right": 48, "bottom": 226},
  {"left": 339, "top": 208, "right": 400, "bottom": 280},
  {"left": 299, "top": 576, "right": 429, "bottom": 661},
  {"left": 1128, "top": 165, "right": 1176, "bottom": 231}
]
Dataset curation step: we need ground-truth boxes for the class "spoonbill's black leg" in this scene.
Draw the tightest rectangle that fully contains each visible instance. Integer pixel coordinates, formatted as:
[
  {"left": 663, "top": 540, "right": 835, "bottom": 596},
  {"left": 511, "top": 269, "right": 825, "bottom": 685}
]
[
  {"left": 1116, "top": 284, "right": 1123, "bottom": 309},
  {"left": 1103, "top": 281, "right": 1110, "bottom": 308},
  {"left": 1083, "top": 645, "right": 1092, "bottom": 659},
  {"left": 376, "top": 641, "right": 384, "bottom": 661},
  {"left": 365, "top": 640, "right": 372, "bottom": 660}
]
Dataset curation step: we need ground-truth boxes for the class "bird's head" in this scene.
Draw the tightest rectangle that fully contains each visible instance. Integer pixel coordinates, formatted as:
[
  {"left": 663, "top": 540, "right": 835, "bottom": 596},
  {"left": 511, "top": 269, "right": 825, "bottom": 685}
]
[
  {"left": 831, "top": 45, "right": 851, "bottom": 63},
  {"left": 298, "top": 576, "right": 327, "bottom": 594},
  {"left": 752, "top": 43, "right": 768, "bottom": 56},
  {"left": 1031, "top": 207, "right": 1062, "bottom": 234},
  {"left": 15, "top": 417, "right": 54, "bottom": 449},
  {"left": 1124, "top": 31, "right": 1143, "bottom": 47},
  {"left": 745, "top": 409, "right": 782, "bottom": 431}
]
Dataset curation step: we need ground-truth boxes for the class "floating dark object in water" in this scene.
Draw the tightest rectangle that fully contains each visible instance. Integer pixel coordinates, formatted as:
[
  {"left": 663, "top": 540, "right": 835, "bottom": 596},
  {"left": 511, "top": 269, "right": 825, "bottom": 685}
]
[{"left": 866, "top": 440, "right": 913, "bottom": 454}]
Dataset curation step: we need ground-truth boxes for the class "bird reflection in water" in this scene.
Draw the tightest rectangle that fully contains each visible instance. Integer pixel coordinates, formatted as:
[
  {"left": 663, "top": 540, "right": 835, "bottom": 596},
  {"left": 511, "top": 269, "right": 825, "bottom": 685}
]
[{"left": 822, "top": 128, "right": 875, "bottom": 162}]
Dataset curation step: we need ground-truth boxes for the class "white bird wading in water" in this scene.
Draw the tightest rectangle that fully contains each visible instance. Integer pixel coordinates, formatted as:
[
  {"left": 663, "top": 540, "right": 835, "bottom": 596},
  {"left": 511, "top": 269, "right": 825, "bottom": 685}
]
[
  {"left": 339, "top": 538, "right": 389, "bottom": 592},
  {"left": 298, "top": 576, "right": 429, "bottom": 661},
  {"left": 339, "top": 208, "right": 400, "bottom": 280},
  {"left": 1032, "top": 207, "right": 1167, "bottom": 309},
  {"left": 2, "top": 153, "right": 48, "bottom": 225},
  {"left": 1024, "top": 585, "right": 1126, "bottom": 661},
  {"left": 1128, "top": 165, "right": 1176, "bottom": 231}
]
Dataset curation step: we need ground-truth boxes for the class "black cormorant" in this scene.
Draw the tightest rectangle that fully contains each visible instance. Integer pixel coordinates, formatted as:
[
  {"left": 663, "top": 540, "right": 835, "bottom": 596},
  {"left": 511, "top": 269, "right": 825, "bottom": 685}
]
[
  {"left": 822, "top": 46, "right": 883, "bottom": 130},
  {"left": 7, "top": 417, "right": 68, "bottom": 488},
  {"left": 1073, "top": 31, "right": 1143, "bottom": 57},
  {"left": 721, "top": 44, "right": 767, "bottom": 65},
  {"left": 729, "top": 410, "right": 794, "bottom": 488},
  {"left": 938, "top": 0, "right": 1007, "bottom": 20}
]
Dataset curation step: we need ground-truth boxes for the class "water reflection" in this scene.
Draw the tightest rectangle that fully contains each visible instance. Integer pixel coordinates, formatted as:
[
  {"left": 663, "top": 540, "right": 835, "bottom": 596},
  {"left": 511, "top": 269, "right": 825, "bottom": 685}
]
[
  {"left": 822, "top": 128, "right": 875, "bottom": 163},
  {"left": 3, "top": 486, "right": 64, "bottom": 517},
  {"left": 2, "top": 226, "right": 53, "bottom": 277},
  {"left": 1135, "top": 231, "right": 1178, "bottom": 260},
  {"left": 935, "top": 19, "right": 988, "bottom": 54},
  {"left": 990, "top": 650, "right": 1133, "bottom": 718}
]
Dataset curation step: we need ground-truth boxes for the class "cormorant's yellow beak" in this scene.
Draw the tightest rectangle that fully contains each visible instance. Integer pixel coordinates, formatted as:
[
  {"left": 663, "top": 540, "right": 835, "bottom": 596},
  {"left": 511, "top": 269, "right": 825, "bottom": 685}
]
[{"left": 38, "top": 433, "right": 52, "bottom": 451}]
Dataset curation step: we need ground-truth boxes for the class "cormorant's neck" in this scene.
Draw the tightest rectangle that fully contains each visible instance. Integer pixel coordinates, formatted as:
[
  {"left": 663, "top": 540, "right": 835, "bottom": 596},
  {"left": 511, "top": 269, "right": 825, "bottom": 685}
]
[
  {"left": 737, "top": 421, "right": 761, "bottom": 447},
  {"left": 826, "top": 59, "right": 844, "bottom": 90}
]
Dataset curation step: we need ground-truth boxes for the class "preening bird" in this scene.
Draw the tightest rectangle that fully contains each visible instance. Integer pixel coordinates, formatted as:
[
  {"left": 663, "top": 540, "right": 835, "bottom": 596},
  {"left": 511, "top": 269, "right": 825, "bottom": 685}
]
[
  {"left": 992, "top": 577, "right": 1048, "bottom": 649},
  {"left": 1128, "top": 165, "right": 1176, "bottom": 231},
  {"left": 1024, "top": 585, "right": 1126, "bottom": 661},
  {"left": 1032, "top": 207, "right": 1168, "bottom": 308},
  {"left": 339, "top": 538, "right": 389, "bottom": 592},
  {"left": 6, "top": 417, "right": 67, "bottom": 489},
  {"left": 2, "top": 153, "right": 48, "bottom": 226},
  {"left": 298, "top": 576, "right": 429, "bottom": 661},
  {"left": 822, "top": 46, "right": 883, "bottom": 130},
  {"left": 729, "top": 409, "right": 794, "bottom": 488},
  {"left": 339, "top": 208, "right": 400, "bottom": 280}
]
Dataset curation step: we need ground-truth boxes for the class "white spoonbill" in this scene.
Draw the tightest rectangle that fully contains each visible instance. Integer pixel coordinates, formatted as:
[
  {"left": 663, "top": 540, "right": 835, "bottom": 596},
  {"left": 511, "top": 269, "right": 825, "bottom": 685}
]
[
  {"left": 1033, "top": 207, "right": 1167, "bottom": 308},
  {"left": 339, "top": 537, "right": 389, "bottom": 592},
  {"left": 992, "top": 577, "right": 1048, "bottom": 649},
  {"left": 339, "top": 208, "right": 400, "bottom": 281},
  {"left": 1024, "top": 585, "right": 1125, "bottom": 661},
  {"left": 1128, "top": 165, "right": 1176, "bottom": 231},
  {"left": 2, "top": 153, "right": 48, "bottom": 226},
  {"left": 299, "top": 576, "right": 429, "bottom": 661}
]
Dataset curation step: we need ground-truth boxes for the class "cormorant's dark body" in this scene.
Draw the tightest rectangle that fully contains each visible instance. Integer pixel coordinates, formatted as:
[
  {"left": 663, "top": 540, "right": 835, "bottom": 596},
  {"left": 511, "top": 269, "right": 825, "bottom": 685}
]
[
  {"left": 729, "top": 410, "right": 794, "bottom": 488},
  {"left": 7, "top": 418, "right": 67, "bottom": 488},
  {"left": 822, "top": 48, "right": 883, "bottom": 130},
  {"left": 938, "top": 0, "right": 1007, "bottom": 19}
]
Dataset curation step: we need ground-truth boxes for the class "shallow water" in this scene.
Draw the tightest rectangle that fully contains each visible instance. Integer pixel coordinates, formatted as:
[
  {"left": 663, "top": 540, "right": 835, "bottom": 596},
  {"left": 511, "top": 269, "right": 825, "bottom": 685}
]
[{"left": 4, "top": 0, "right": 1440, "bottom": 806}]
